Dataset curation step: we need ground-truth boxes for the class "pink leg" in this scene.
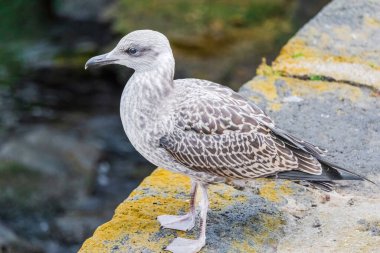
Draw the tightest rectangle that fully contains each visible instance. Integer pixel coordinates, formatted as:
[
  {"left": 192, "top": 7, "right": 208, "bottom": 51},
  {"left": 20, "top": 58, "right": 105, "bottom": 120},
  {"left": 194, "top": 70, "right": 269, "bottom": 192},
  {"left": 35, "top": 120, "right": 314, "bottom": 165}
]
[
  {"left": 158, "top": 180, "right": 197, "bottom": 231},
  {"left": 165, "top": 183, "right": 209, "bottom": 253}
]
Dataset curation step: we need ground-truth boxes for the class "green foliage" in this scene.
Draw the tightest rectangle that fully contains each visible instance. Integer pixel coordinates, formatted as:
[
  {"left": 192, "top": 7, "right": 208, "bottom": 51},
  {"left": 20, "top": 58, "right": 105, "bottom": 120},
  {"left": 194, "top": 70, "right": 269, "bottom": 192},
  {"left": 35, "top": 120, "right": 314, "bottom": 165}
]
[
  {"left": 111, "top": 0, "right": 290, "bottom": 37},
  {"left": 108, "top": 0, "right": 296, "bottom": 75}
]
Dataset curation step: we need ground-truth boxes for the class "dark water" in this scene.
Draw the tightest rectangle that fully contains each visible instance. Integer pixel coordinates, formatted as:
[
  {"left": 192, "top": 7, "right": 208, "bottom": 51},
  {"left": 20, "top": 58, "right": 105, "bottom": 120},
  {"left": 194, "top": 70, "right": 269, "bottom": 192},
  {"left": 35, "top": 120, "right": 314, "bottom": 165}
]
[{"left": 0, "top": 1, "right": 329, "bottom": 252}]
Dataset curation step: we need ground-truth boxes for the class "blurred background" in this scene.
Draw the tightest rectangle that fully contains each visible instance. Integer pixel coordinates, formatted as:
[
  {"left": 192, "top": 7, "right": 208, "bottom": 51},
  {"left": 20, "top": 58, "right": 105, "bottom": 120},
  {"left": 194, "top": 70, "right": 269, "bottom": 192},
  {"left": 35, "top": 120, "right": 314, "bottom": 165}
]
[{"left": 0, "top": 0, "right": 329, "bottom": 252}]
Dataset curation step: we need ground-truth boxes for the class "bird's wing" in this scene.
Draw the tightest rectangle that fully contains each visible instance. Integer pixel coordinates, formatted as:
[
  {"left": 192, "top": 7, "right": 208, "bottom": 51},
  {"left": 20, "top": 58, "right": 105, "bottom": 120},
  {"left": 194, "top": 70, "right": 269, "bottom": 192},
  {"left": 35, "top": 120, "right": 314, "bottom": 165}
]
[
  {"left": 160, "top": 79, "right": 322, "bottom": 179},
  {"left": 195, "top": 80, "right": 328, "bottom": 157}
]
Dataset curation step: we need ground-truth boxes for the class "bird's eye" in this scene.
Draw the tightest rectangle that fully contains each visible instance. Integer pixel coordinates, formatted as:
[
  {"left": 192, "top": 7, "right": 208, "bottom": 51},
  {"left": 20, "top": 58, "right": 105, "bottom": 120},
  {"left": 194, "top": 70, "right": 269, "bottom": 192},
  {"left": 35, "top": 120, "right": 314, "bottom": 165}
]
[{"left": 126, "top": 47, "right": 137, "bottom": 55}]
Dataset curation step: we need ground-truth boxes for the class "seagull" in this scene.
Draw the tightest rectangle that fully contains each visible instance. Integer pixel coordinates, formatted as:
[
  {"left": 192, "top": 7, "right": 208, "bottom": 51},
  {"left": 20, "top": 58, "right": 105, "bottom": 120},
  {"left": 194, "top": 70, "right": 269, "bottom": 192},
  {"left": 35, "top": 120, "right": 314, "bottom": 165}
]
[{"left": 85, "top": 30, "right": 372, "bottom": 253}]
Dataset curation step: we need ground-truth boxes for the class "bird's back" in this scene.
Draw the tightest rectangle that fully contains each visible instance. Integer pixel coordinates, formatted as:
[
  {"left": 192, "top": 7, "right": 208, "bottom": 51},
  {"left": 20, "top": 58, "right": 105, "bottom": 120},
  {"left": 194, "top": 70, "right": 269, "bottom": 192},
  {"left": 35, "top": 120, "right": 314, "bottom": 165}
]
[
  {"left": 166, "top": 79, "right": 318, "bottom": 177},
  {"left": 162, "top": 78, "right": 368, "bottom": 188}
]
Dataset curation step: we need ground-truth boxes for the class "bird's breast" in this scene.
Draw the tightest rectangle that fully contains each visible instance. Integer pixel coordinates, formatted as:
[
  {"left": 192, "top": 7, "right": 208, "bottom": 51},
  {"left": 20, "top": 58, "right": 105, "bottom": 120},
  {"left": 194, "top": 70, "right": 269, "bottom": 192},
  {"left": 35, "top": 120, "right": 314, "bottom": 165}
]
[{"left": 119, "top": 84, "right": 171, "bottom": 166}]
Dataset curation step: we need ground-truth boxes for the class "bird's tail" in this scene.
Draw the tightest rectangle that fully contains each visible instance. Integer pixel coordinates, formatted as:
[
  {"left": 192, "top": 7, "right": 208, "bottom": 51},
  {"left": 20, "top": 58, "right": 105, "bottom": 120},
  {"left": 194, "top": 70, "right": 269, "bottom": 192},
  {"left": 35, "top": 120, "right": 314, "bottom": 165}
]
[
  {"left": 273, "top": 158, "right": 376, "bottom": 191},
  {"left": 268, "top": 127, "right": 375, "bottom": 191}
]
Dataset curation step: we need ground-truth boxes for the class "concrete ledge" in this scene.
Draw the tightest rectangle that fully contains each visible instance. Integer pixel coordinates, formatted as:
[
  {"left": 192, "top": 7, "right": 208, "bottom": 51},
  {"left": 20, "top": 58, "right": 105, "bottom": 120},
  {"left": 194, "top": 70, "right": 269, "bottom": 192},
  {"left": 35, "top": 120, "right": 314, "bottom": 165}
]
[{"left": 272, "top": 0, "right": 380, "bottom": 91}]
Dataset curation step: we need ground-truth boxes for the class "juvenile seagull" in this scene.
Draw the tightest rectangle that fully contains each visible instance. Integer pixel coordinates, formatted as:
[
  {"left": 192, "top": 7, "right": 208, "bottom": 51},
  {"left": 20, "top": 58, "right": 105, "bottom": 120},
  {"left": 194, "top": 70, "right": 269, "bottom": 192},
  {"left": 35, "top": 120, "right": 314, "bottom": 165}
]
[{"left": 85, "top": 30, "right": 370, "bottom": 253}]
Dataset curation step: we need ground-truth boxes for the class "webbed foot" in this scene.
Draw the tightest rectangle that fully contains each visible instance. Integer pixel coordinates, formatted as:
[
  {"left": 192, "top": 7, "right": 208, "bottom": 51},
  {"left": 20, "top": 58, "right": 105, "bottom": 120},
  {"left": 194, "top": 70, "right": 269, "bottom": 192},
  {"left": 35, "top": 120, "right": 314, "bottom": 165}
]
[
  {"left": 165, "top": 237, "right": 205, "bottom": 253},
  {"left": 158, "top": 213, "right": 195, "bottom": 231}
]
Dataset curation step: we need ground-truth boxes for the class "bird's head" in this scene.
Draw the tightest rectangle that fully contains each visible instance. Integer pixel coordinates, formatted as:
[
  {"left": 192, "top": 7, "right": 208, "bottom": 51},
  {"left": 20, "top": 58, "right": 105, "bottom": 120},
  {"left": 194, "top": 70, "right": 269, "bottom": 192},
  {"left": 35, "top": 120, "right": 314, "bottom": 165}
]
[{"left": 85, "top": 30, "right": 173, "bottom": 72}]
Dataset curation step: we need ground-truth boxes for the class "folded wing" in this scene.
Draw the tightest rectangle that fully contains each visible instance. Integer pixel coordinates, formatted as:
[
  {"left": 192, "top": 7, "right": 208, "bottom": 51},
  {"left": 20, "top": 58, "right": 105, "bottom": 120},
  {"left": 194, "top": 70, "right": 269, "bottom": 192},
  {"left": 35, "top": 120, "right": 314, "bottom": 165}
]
[{"left": 160, "top": 79, "right": 323, "bottom": 179}]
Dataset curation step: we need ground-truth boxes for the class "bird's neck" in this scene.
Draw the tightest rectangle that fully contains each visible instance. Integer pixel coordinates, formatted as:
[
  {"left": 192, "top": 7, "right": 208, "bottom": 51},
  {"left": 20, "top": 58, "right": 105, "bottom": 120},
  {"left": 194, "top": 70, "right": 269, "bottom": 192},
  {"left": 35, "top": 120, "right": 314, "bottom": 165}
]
[
  {"left": 133, "top": 54, "right": 174, "bottom": 100},
  {"left": 122, "top": 54, "right": 175, "bottom": 120}
]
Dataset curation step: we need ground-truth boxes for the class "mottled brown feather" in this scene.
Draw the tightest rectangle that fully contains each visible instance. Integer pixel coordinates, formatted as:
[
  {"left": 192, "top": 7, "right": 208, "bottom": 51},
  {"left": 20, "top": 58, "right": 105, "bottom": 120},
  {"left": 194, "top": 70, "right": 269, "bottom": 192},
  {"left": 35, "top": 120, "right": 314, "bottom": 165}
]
[{"left": 160, "top": 79, "right": 323, "bottom": 179}]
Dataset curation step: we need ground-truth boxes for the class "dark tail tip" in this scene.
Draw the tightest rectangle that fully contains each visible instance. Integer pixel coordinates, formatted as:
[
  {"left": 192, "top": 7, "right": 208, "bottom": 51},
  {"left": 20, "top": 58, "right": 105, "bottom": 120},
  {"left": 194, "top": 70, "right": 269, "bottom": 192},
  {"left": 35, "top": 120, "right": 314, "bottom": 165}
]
[{"left": 319, "top": 158, "right": 377, "bottom": 185}]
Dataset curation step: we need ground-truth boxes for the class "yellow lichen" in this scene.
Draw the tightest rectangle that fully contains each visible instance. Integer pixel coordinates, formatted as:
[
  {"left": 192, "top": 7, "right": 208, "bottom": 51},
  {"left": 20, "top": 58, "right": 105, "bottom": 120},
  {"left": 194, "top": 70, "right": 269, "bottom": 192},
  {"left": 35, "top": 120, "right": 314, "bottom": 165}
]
[
  {"left": 259, "top": 181, "right": 280, "bottom": 202},
  {"left": 275, "top": 38, "right": 380, "bottom": 70},
  {"left": 231, "top": 240, "right": 257, "bottom": 253},
  {"left": 256, "top": 59, "right": 282, "bottom": 77},
  {"left": 80, "top": 169, "right": 192, "bottom": 253},
  {"left": 209, "top": 183, "right": 248, "bottom": 209},
  {"left": 258, "top": 180, "right": 293, "bottom": 202},
  {"left": 271, "top": 37, "right": 380, "bottom": 91},
  {"left": 246, "top": 75, "right": 285, "bottom": 111},
  {"left": 284, "top": 77, "right": 363, "bottom": 102},
  {"left": 144, "top": 168, "right": 191, "bottom": 191},
  {"left": 279, "top": 181, "right": 293, "bottom": 196},
  {"left": 269, "top": 103, "right": 282, "bottom": 111},
  {"left": 80, "top": 194, "right": 191, "bottom": 252},
  {"left": 229, "top": 211, "right": 286, "bottom": 252},
  {"left": 248, "top": 78, "right": 278, "bottom": 101},
  {"left": 79, "top": 168, "right": 290, "bottom": 252},
  {"left": 253, "top": 214, "right": 285, "bottom": 246},
  {"left": 364, "top": 15, "right": 380, "bottom": 28},
  {"left": 247, "top": 74, "right": 364, "bottom": 111}
]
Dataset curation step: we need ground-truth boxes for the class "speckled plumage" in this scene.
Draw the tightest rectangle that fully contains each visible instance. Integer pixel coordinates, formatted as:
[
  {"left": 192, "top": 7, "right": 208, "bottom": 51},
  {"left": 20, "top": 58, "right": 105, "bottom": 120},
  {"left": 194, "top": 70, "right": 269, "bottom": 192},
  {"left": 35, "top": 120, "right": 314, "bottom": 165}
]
[
  {"left": 120, "top": 63, "right": 326, "bottom": 183},
  {"left": 86, "top": 30, "right": 367, "bottom": 253}
]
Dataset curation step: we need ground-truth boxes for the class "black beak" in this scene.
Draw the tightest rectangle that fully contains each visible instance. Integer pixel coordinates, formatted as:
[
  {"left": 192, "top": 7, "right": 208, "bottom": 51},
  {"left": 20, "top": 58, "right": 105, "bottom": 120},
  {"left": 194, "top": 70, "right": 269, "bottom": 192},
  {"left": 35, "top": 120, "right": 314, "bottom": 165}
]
[{"left": 85, "top": 53, "right": 117, "bottom": 70}]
